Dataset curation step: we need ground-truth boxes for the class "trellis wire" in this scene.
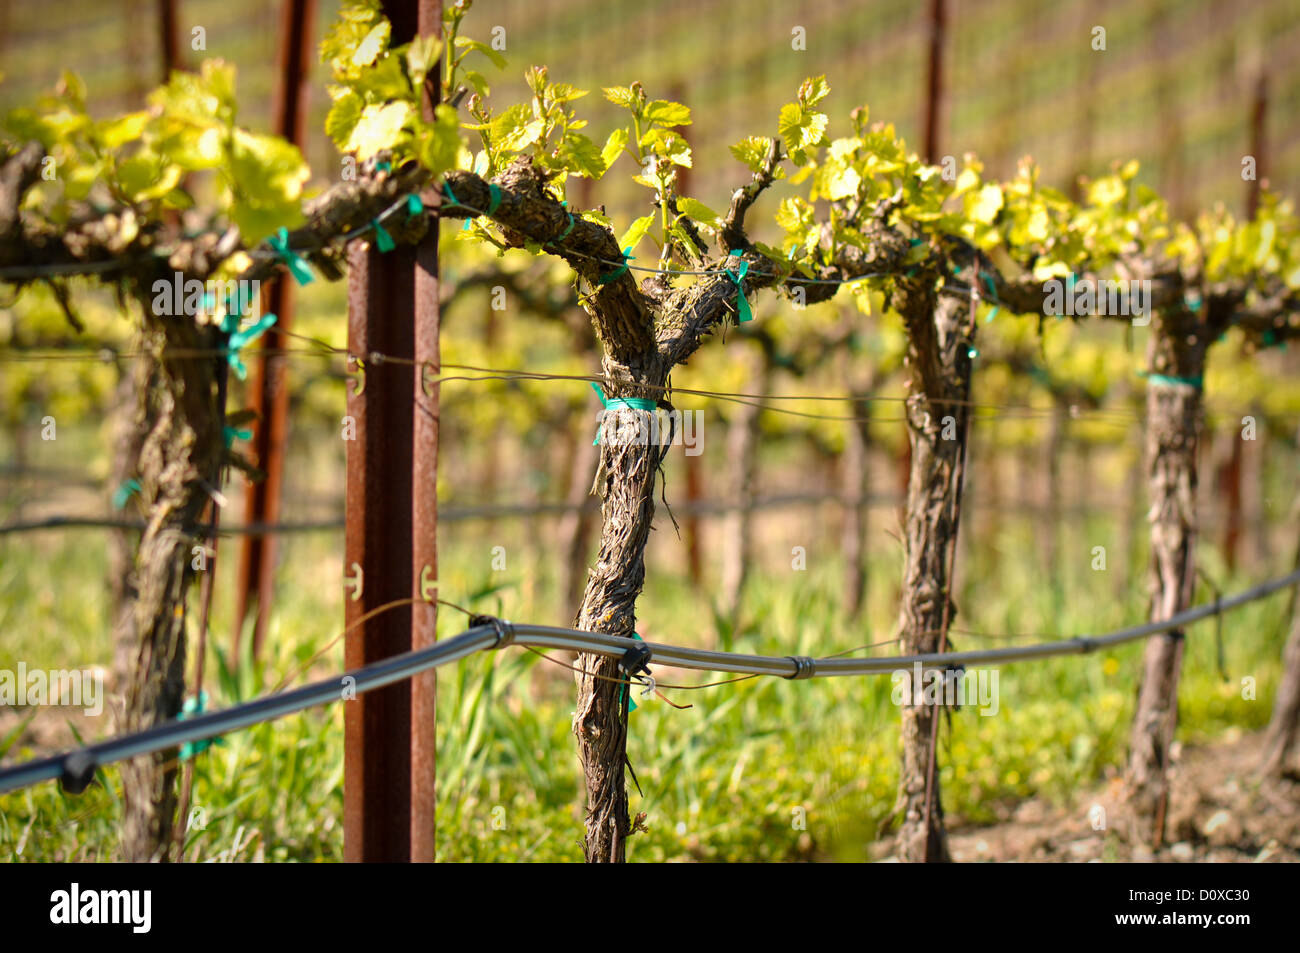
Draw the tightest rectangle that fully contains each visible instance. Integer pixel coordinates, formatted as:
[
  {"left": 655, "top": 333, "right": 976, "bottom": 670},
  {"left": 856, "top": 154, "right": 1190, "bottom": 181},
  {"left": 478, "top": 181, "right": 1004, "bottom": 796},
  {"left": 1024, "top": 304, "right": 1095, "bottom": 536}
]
[{"left": 0, "top": 339, "right": 1204, "bottom": 426}]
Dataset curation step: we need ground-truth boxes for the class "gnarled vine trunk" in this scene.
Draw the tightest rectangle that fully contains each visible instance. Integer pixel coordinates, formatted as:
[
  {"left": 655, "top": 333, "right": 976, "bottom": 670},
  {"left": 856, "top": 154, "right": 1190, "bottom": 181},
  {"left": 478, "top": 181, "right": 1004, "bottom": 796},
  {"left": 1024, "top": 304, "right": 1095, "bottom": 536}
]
[
  {"left": 109, "top": 349, "right": 156, "bottom": 698},
  {"left": 1261, "top": 512, "right": 1300, "bottom": 776},
  {"left": 894, "top": 290, "right": 973, "bottom": 863},
  {"left": 118, "top": 317, "right": 223, "bottom": 862},
  {"left": 1262, "top": 606, "right": 1300, "bottom": 776},
  {"left": 1125, "top": 305, "right": 1208, "bottom": 846},
  {"left": 571, "top": 361, "right": 667, "bottom": 863}
]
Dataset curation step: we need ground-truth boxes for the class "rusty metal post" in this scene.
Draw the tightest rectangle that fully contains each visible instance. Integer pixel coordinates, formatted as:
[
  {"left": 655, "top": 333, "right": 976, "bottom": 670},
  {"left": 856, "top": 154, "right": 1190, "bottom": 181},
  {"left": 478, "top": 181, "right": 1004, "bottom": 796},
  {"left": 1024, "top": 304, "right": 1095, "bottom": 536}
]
[
  {"left": 1246, "top": 72, "right": 1267, "bottom": 220},
  {"left": 1218, "top": 70, "right": 1268, "bottom": 572},
  {"left": 921, "top": 0, "right": 945, "bottom": 164},
  {"left": 233, "top": 0, "right": 318, "bottom": 660},
  {"left": 158, "top": 0, "right": 182, "bottom": 77},
  {"left": 343, "top": 0, "right": 440, "bottom": 864},
  {"left": 669, "top": 82, "right": 704, "bottom": 590},
  {"left": 409, "top": 0, "right": 441, "bottom": 863}
]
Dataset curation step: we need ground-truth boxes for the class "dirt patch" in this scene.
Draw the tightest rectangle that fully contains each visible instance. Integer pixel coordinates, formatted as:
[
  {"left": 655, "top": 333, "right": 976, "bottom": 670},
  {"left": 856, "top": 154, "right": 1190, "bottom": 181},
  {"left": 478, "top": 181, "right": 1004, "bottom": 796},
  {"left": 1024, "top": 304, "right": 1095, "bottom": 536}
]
[{"left": 942, "top": 730, "right": 1300, "bottom": 862}]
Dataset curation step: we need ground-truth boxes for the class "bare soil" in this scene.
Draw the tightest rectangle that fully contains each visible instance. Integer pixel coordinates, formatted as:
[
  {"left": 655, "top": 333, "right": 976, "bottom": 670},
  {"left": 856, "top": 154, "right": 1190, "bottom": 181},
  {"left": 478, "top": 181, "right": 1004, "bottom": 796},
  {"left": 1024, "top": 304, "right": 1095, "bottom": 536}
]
[{"left": 943, "top": 730, "right": 1300, "bottom": 862}]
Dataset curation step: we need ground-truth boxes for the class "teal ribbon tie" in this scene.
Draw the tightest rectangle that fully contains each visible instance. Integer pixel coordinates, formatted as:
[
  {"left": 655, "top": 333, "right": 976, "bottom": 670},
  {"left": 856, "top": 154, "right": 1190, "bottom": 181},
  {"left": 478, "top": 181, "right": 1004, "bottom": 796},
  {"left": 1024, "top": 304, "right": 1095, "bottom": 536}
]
[
  {"left": 979, "top": 268, "right": 999, "bottom": 321},
  {"left": 596, "top": 247, "right": 633, "bottom": 286},
  {"left": 591, "top": 382, "right": 657, "bottom": 446},
  {"left": 1141, "top": 370, "right": 1203, "bottom": 391},
  {"left": 178, "top": 691, "right": 225, "bottom": 760},
  {"left": 407, "top": 193, "right": 425, "bottom": 216},
  {"left": 269, "top": 227, "right": 315, "bottom": 286},
  {"left": 225, "top": 312, "right": 278, "bottom": 381},
  {"left": 112, "top": 478, "right": 141, "bottom": 511},
  {"left": 725, "top": 250, "right": 752, "bottom": 322},
  {"left": 223, "top": 425, "right": 252, "bottom": 448},
  {"left": 980, "top": 270, "right": 998, "bottom": 300},
  {"left": 550, "top": 200, "right": 576, "bottom": 247},
  {"left": 372, "top": 219, "right": 395, "bottom": 253}
]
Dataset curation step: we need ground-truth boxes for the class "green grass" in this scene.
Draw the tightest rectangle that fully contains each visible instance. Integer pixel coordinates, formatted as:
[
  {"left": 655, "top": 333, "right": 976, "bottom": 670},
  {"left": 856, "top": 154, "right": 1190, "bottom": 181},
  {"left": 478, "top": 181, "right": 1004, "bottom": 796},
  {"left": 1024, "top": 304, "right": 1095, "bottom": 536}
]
[{"left": 1, "top": 460, "right": 1294, "bottom": 861}]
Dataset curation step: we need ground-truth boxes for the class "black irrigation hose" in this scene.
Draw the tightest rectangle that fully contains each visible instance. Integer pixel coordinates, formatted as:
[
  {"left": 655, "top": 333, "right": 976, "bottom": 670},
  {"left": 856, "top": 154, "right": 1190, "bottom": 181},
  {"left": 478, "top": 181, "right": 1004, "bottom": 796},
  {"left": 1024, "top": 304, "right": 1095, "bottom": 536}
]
[{"left": 2, "top": 567, "right": 1298, "bottom": 797}]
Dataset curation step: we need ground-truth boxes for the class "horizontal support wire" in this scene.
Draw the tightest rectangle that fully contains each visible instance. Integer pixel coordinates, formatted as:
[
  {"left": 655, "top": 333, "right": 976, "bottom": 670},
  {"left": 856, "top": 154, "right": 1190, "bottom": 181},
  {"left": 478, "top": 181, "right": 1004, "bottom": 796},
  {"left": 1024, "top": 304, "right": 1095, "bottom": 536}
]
[
  {"left": 1, "top": 567, "right": 1297, "bottom": 796},
  {"left": 2, "top": 343, "right": 1292, "bottom": 428},
  {"left": 5, "top": 484, "right": 1220, "bottom": 537}
]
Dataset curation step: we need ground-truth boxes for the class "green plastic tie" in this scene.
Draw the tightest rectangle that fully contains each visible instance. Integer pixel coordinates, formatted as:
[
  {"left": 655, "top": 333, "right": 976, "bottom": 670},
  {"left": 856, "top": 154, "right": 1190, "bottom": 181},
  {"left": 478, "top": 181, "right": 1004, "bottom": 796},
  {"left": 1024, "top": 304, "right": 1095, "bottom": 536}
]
[
  {"left": 590, "top": 382, "right": 657, "bottom": 446},
  {"left": 442, "top": 182, "right": 468, "bottom": 209},
  {"left": 596, "top": 247, "right": 633, "bottom": 285},
  {"left": 980, "top": 270, "right": 998, "bottom": 301},
  {"left": 223, "top": 425, "right": 252, "bottom": 448},
  {"left": 372, "top": 219, "right": 395, "bottom": 253},
  {"left": 178, "top": 691, "right": 225, "bottom": 760},
  {"left": 376, "top": 160, "right": 391, "bottom": 173},
  {"left": 407, "top": 193, "right": 425, "bottom": 216},
  {"left": 1140, "top": 370, "right": 1203, "bottom": 390},
  {"left": 985, "top": 306, "right": 999, "bottom": 324},
  {"left": 551, "top": 201, "right": 576, "bottom": 246},
  {"left": 112, "top": 478, "right": 141, "bottom": 511},
  {"left": 268, "top": 227, "right": 315, "bottom": 286},
  {"left": 225, "top": 312, "right": 278, "bottom": 381},
  {"left": 725, "top": 250, "right": 753, "bottom": 323}
]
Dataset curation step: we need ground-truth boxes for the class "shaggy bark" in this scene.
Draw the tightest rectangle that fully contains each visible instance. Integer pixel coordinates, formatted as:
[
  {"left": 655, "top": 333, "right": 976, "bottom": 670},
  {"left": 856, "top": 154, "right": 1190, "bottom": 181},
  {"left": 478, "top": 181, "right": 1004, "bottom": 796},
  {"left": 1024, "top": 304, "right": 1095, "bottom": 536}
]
[
  {"left": 108, "top": 350, "right": 156, "bottom": 701},
  {"left": 118, "top": 315, "right": 223, "bottom": 862},
  {"left": 1261, "top": 516, "right": 1300, "bottom": 776},
  {"left": 894, "top": 289, "right": 974, "bottom": 863},
  {"left": 571, "top": 360, "right": 667, "bottom": 862},
  {"left": 1125, "top": 305, "right": 1209, "bottom": 847},
  {"left": 1262, "top": 606, "right": 1300, "bottom": 776}
]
